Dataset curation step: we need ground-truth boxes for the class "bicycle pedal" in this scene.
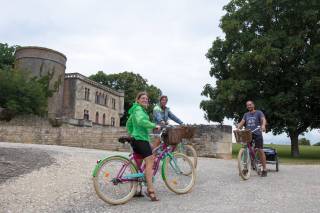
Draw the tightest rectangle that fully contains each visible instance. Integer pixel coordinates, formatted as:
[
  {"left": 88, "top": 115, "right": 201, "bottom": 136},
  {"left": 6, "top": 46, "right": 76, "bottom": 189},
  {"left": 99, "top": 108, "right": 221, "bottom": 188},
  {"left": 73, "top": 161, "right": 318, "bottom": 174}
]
[{"left": 133, "top": 192, "right": 144, "bottom": 197}]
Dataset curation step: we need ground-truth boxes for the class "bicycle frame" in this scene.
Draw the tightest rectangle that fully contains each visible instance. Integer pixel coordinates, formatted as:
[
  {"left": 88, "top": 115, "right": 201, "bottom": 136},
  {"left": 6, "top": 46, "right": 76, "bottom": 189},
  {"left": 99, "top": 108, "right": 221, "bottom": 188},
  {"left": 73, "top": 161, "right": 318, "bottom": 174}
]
[
  {"left": 114, "top": 142, "right": 176, "bottom": 183},
  {"left": 242, "top": 141, "right": 256, "bottom": 162},
  {"left": 241, "top": 126, "right": 262, "bottom": 160}
]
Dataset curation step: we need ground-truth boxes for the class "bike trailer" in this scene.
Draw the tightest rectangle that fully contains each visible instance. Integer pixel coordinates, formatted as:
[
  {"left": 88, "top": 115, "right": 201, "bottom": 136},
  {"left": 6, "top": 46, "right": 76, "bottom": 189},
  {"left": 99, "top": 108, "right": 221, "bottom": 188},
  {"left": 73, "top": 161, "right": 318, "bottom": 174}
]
[{"left": 263, "top": 147, "right": 277, "bottom": 162}]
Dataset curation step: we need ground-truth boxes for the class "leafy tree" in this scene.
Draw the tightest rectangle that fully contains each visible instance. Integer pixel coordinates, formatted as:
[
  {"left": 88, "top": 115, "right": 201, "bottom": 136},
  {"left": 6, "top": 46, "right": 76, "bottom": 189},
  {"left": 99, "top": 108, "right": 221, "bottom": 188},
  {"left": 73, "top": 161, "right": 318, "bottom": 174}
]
[
  {"left": 0, "top": 68, "right": 49, "bottom": 118},
  {"left": 0, "top": 43, "right": 19, "bottom": 69},
  {"left": 90, "top": 71, "right": 162, "bottom": 125},
  {"left": 201, "top": 0, "right": 320, "bottom": 157},
  {"left": 298, "top": 138, "right": 311, "bottom": 146}
]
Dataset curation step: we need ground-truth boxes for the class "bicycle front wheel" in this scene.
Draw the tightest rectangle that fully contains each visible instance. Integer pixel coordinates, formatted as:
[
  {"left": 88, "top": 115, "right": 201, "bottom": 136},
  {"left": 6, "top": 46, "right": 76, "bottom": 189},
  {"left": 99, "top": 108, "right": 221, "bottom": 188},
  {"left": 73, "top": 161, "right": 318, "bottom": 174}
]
[
  {"left": 177, "top": 144, "right": 198, "bottom": 169},
  {"left": 254, "top": 151, "right": 262, "bottom": 176},
  {"left": 93, "top": 156, "right": 138, "bottom": 205},
  {"left": 162, "top": 152, "right": 196, "bottom": 194},
  {"left": 238, "top": 148, "right": 251, "bottom": 180}
]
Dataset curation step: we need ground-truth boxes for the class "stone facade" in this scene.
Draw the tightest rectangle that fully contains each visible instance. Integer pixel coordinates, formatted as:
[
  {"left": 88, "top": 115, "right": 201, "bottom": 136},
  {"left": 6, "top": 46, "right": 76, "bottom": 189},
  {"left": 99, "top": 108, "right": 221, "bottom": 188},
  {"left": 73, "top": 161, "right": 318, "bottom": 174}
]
[
  {"left": 13, "top": 46, "right": 124, "bottom": 127},
  {"left": 63, "top": 73, "right": 124, "bottom": 127},
  {"left": 0, "top": 119, "right": 232, "bottom": 159}
]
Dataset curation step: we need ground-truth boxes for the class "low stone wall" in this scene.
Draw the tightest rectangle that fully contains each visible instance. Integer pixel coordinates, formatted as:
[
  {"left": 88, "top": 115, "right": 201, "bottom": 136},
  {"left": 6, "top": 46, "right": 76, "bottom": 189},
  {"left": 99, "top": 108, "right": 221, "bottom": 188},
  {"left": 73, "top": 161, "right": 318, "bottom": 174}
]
[
  {"left": 0, "top": 115, "right": 51, "bottom": 127},
  {"left": 0, "top": 122, "right": 232, "bottom": 159},
  {"left": 0, "top": 126, "right": 130, "bottom": 152},
  {"left": 185, "top": 125, "right": 232, "bottom": 159}
]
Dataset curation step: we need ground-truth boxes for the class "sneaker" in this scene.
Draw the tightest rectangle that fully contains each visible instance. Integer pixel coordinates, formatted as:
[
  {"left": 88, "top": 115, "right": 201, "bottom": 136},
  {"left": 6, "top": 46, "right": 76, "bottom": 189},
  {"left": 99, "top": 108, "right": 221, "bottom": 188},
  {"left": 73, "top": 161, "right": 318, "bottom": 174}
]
[{"left": 261, "top": 170, "right": 267, "bottom": 177}]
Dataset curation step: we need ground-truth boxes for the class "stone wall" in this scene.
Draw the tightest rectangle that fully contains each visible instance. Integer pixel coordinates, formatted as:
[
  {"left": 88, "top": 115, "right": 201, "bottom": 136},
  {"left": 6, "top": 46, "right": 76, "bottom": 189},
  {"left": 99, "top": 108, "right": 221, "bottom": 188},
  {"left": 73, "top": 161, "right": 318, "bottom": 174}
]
[
  {"left": 183, "top": 125, "right": 232, "bottom": 159},
  {"left": 0, "top": 125, "right": 130, "bottom": 152},
  {"left": 0, "top": 120, "right": 232, "bottom": 159}
]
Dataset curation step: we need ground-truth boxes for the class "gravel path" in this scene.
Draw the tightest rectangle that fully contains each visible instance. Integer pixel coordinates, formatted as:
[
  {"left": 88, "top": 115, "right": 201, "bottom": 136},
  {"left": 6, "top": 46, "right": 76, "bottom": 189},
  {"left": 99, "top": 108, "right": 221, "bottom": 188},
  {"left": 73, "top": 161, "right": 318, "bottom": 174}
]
[
  {"left": 0, "top": 147, "right": 55, "bottom": 184},
  {"left": 0, "top": 142, "right": 319, "bottom": 213}
]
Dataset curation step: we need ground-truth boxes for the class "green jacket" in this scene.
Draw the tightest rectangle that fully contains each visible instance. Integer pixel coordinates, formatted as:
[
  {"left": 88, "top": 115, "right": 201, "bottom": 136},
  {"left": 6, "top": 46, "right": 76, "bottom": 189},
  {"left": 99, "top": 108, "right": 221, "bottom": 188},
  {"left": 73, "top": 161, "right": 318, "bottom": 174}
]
[{"left": 126, "top": 103, "right": 156, "bottom": 142}]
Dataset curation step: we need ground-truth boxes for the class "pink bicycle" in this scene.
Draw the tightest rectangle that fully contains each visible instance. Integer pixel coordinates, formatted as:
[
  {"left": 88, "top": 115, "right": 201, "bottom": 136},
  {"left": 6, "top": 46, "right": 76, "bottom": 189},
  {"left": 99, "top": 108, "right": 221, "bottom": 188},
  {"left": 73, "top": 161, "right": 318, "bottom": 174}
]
[
  {"left": 234, "top": 127, "right": 263, "bottom": 180},
  {"left": 92, "top": 127, "right": 196, "bottom": 205}
]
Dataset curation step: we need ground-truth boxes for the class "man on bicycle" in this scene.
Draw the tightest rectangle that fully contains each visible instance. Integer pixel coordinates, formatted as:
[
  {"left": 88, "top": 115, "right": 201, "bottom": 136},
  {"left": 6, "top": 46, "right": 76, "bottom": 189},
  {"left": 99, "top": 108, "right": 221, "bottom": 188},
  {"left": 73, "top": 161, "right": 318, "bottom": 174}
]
[{"left": 237, "top": 100, "right": 268, "bottom": 177}]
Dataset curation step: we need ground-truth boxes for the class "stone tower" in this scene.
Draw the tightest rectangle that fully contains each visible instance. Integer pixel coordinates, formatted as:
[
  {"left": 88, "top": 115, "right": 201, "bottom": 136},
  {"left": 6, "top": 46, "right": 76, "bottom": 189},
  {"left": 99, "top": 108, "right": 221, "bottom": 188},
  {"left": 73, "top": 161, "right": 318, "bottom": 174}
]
[{"left": 14, "top": 46, "right": 67, "bottom": 118}]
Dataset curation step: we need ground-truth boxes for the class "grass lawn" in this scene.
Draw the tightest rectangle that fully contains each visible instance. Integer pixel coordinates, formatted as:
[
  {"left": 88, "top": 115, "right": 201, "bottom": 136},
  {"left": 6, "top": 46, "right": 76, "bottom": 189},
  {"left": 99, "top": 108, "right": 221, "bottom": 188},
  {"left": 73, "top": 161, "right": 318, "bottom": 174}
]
[{"left": 232, "top": 143, "right": 320, "bottom": 164}]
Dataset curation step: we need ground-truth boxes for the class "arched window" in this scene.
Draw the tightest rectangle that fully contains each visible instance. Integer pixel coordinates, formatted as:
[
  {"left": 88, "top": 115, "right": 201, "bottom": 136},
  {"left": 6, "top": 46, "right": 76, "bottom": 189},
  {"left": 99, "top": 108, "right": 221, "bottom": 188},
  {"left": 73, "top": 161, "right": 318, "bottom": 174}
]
[
  {"left": 84, "top": 110, "right": 89, "bottom": 120},
  {"left": 95, "top": 112, "right": 99, "bottom": 123},
  {"left": 103, "top": 114, "right": 106, "bottom": 125},
  {"left": 105, "top": 95, "right": 108, "bottom": 106},
  {"left": 111, "top": 117, "right": 115, "bottom": 126},
  {"left": 99, "top": 93, "right": 102, "bottom": 104},
  {"left": 111, "top": 98, "right": 116, "bottom": 109},
  {"left": 84, "top": 88, "right": 90, "bottom": 101},
  {"left": 95, "top": 91, "right": 99, "bottom": 104}
]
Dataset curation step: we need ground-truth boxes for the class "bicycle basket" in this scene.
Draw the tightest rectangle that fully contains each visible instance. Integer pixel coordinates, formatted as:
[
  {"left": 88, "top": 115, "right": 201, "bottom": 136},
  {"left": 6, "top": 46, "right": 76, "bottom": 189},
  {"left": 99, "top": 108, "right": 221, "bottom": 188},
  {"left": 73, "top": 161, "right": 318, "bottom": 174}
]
[
  {"left": 162, "top": 126, "right": 196, "bottom": 145},
  {"left": 233, "top": 129, "right": 252, "bottom": 143}
]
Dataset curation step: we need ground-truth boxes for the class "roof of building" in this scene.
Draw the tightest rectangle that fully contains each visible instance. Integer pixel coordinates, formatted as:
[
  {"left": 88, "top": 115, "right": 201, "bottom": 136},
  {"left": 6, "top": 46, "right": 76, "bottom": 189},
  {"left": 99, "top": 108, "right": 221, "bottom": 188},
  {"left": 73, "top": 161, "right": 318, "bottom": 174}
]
[{"left": 65, "top": 72, "right": 124, "bottom": 97}]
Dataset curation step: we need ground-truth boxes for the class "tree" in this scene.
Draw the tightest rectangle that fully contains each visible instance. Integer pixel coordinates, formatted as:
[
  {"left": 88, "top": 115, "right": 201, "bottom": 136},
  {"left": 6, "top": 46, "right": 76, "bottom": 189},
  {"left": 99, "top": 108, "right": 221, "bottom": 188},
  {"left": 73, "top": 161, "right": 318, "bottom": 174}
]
[
  {"left": 0, "top": 43, "right": 19, "bottom": 69},
  {"left": 298, "top": 138, "right": 311, "bottom": 146},
  {"left": 201, "top": 0, "right": 320, "bottom": 157},
  {"left": 0, "top": 68, "right": 49, "bottom": 118},
  {"left": 90, "top": 71, "right": 162, "bottom": 126}
]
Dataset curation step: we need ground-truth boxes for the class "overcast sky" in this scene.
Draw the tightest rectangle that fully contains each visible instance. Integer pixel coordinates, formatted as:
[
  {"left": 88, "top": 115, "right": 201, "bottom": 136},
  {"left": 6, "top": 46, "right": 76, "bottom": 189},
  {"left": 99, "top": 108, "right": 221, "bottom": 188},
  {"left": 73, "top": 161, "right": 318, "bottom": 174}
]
[{"left": 1, "top": 0, "right": 319, "bottom": 143}]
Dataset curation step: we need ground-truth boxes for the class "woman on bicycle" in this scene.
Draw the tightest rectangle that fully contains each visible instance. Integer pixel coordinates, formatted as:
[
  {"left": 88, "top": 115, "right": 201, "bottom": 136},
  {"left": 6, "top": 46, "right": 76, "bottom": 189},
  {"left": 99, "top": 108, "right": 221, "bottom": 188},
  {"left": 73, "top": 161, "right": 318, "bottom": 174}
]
[{"left": 126, "top": 91, "right": 161, "bottom": 201}]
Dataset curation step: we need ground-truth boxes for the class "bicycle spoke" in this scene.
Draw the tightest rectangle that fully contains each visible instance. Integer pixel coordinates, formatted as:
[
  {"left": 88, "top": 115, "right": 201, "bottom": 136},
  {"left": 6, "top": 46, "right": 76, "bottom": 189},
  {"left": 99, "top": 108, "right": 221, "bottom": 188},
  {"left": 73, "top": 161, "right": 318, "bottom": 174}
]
[
  {"left": 162, "top": 153, "right": 195, "bottom": 194},
  {"left": 93, "top": 157, "right": 137, "bottom": 204}
]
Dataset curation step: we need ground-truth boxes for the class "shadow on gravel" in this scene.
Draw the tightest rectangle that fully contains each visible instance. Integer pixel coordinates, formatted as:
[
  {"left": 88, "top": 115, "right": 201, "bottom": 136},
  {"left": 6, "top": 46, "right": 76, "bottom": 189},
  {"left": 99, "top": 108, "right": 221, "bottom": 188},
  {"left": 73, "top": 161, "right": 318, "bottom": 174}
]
[{"left": 0, "top": 147, "right": 56, "bottom": 184}]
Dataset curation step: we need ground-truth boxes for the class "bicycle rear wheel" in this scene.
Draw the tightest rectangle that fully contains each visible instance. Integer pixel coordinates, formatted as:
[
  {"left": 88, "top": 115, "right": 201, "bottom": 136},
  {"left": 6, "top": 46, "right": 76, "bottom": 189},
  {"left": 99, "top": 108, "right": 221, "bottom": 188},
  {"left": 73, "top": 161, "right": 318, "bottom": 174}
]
[
  {"left": 93, "top": 156, "right": 138, "bottom": 205},
  {"left": 177, "top": 144, "right": 198, "bottom": 169},
  {"left": 162, "top": 152, "right": 196, "bottom": 194},
  {"left": 238, "top": 148, "right": 251, "bottom": 180}
]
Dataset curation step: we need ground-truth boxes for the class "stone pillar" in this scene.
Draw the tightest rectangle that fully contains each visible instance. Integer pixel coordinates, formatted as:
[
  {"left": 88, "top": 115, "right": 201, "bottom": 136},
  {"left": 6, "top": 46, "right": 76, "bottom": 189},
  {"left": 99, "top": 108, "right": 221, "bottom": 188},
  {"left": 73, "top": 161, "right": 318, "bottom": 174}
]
[
  {"left": 184, "top": 125, "right": 232, "bottom": 159},
  {"left": 14, "top": 46, "right": 67, "bottom": 119}
]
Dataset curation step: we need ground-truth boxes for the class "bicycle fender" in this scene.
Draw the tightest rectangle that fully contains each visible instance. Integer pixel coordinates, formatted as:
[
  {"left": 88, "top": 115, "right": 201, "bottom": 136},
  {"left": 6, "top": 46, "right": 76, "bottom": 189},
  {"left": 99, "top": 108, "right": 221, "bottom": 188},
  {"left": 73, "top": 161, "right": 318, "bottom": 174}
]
[
  {"left": 92, "top": 155, "right": 131, "bottom": 177},
  {"left": 161, "top": 153, "right": 174, "bottom": 181}
]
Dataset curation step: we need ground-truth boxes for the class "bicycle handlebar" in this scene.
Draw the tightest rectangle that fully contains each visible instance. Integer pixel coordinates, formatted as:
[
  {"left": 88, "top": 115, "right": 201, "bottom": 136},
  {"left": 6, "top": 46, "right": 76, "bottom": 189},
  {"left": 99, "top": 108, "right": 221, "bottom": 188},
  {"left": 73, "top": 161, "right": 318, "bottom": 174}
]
[
  {"left": 251, "top": 126, "right": 261, "bottom": 133},
  {"left": 236, "top": 126, "right": 262, "bottom": 133}
]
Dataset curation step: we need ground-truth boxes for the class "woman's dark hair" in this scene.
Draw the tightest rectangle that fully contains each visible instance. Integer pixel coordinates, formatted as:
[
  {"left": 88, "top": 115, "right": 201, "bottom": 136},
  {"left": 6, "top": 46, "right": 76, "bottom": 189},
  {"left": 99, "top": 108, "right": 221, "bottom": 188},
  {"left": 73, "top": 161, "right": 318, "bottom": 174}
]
[
  {"left": 160, "top": 95, "right": 168, "bottom": 102},
  {"left": 136, "top": 91, "right": 148, "bottom": 102}
]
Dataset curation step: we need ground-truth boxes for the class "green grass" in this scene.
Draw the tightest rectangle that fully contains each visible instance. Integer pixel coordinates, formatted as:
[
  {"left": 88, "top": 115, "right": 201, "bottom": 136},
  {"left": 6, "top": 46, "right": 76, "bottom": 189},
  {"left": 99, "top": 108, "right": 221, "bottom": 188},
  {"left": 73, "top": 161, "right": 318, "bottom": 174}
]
[{"left": 232, "top": 143, "right": 320, "bottom": 164}]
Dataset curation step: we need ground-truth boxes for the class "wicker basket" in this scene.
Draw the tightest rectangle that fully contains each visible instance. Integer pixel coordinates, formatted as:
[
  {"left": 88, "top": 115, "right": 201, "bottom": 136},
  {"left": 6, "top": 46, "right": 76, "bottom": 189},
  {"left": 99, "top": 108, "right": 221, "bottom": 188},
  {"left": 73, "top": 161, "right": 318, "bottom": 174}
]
[
  {"left": 233, "top": 129, "right": 252, "bottom": 143},
  {"left": 162, "top": 126, "right": 196, "bottom": 145}
]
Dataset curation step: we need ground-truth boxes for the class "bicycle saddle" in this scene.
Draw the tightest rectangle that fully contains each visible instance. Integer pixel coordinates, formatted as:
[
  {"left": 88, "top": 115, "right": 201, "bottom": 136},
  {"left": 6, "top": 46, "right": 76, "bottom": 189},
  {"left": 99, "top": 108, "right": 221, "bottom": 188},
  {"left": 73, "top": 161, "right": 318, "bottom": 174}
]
[{"left": 118, "top": 136, "right": 134, "bottom": 144}]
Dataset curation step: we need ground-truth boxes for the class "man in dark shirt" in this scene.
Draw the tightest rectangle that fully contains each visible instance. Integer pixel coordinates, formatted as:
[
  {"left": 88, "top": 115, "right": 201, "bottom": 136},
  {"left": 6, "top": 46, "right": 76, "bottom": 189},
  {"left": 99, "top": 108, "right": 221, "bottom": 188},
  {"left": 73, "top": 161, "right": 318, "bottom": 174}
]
[{"left": 237, "top": 100, "right": 268, "bottom": 177}]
